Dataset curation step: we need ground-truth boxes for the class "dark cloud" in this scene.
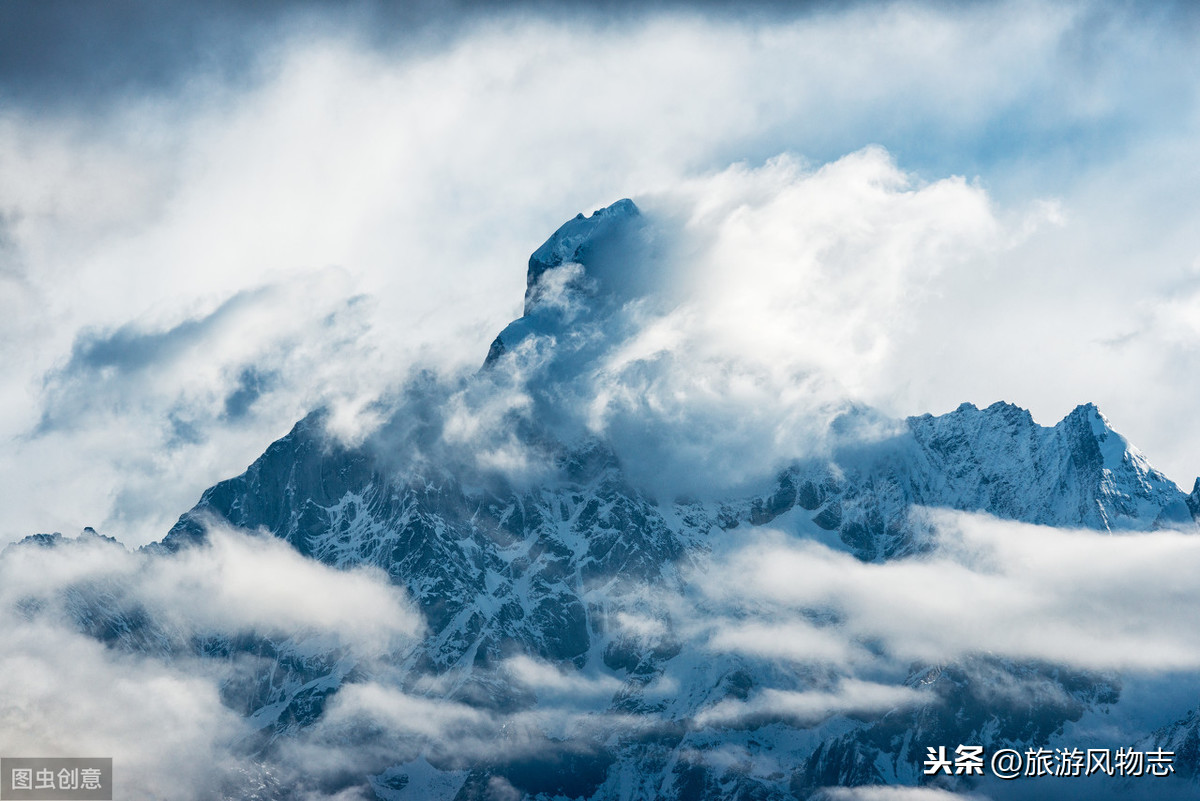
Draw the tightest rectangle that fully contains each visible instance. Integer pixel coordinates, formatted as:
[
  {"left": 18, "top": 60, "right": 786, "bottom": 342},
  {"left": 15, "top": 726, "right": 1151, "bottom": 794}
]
[
  {"left": 31, "top": 287, "right": 273, "bottom": 436},
  {"left": 0, "top": 1, "right": 262, "bottom": 110},
  {"left": 0, "top": 0, "right": 852, "bottom": 112},
  {"left": 58, "top": 287, "right": 269, "bottom": 376},
  {"left": 221, "top": 366, "right": 276, "bottom": 421},
  {"left": 0, "top": 0, "right": 411, "bottom": 111}
]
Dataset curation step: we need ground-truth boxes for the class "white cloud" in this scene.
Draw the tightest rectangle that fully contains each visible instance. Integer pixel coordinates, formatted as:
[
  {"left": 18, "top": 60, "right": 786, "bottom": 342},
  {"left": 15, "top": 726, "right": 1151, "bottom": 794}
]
[
  {"left": 705, "top": 619, "right": 864, "bottom": 667},
  {"left": 695, "top": 679, "right": 925, "bottom": 727},
  {"left": 571, "top": 149, "right": 1010, "bottom": 495},
  {"left": 504, "top": 654, "right": 624, "bottom": 700},
  {"left": 294, "top": 677, "right": 648, "bottom": 779},
  {"left": 6, "top": 7, "right": 1200, "bottom": 790},
  {"left": 1, "top": 525, "right": 422, "bottom": 655},
  {"left": 613, "top": 611, "right": 668, "bottom": 641},
  {"left": 814, "top": 787, "right": 989, "bottom": 801},
  {"left": 8, "top": 490, "right": 1200, "bottom": 796},
  {"left": 0, "top": 620, "right": 248, "bottom": 800},
  {"left": 0, "top": 524, "right": 427, "bottom": 798},
  {"left": 696, "top": 509, "right": 1200, "bottom": 672},
  {"left": 142, "top": 524, "right": 424, "bottom": 652},
  {"left": 318, "top": 682, "right": 492, "bottom": 743}
]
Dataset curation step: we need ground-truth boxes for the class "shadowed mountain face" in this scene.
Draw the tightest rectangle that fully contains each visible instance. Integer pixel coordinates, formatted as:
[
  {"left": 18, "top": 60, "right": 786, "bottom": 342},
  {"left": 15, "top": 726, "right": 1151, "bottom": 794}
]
[{"left": 11, "top": 201, "right": 1200, "bottom": 800}]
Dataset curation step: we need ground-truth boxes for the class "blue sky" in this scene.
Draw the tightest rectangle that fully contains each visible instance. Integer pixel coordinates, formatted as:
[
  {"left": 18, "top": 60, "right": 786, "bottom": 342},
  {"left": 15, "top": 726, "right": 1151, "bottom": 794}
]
[{"left": 2, "top": 0, "right": 1200, "bottom": 544}]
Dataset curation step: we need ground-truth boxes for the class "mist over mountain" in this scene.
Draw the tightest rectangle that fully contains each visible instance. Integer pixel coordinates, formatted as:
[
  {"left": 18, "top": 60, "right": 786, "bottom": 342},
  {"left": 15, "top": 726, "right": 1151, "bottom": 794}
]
[
  {"left": 5, "top": 2, "right": 1200, "bottom": 799},
  {"left": 6, "top": 199, "right": 1200, "bottom": 800}
]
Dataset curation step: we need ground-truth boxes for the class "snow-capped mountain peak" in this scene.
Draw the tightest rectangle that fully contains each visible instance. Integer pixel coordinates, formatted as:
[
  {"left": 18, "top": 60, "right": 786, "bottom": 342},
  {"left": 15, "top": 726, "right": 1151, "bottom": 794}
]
[
  {"left": 524, "top": 198, "right": 642, "bottom": 314},
  {"left": 486, "top": 199, "right": 647, "bottom": 368}
]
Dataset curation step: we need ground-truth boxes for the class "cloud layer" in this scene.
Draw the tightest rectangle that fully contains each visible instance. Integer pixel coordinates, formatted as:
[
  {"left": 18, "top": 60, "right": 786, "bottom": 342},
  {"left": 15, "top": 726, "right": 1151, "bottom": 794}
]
[
  {"left": 5, "top": 512, "right": 1200, "bottom": 797},
  {"left": 0, "top": 526, "right": 422, "bottom": 799},
  {"left": 692, "top": 508, "right": 1200, "bottom": 673}
]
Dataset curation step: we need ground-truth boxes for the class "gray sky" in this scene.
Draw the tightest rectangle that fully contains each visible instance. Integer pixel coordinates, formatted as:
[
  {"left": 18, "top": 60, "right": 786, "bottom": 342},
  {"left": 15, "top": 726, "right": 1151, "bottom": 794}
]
[{"left": 0, "top": 0, "right": 849, "bottom": 110}]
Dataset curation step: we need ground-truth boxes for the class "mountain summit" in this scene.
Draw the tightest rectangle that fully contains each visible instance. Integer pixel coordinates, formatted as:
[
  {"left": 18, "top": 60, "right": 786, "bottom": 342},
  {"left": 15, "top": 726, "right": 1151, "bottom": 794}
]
[
  {"left": 525, "top": 198, "right": 641, "bottom": 309},
  {"left": 487, "top": 198, "right": 647, "bottom": 368}
]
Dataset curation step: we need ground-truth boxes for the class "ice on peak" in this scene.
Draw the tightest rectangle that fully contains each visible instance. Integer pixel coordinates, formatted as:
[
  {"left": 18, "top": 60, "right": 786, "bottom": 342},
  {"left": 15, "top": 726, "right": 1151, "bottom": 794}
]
[
  {"left": 1060, "top": 402, "right": 1125, "bottom": 450},
  {"left": 918, "top": 401, "right": 1035, "bottom": 432},
  {"left": 906, "top": 398, "right": 1191, "bottom": 531},
  {"left": 1065, "top": 401, "right": 1106, "bottom": 426},
  {"left": 1188, "top": 479, "right": 1200, "bottom": 520},
  {"left": 945, "top": 399, "right": 1113, "bottom": 440},
  {"left": 524, "top": 198, "right": 642, "bottom": 314},
  {"left": 485, "top": 199, "right": 647, "bottom": 368},
  {"left": 984, "top": 400, "right": 1030, "bottom": 415}
]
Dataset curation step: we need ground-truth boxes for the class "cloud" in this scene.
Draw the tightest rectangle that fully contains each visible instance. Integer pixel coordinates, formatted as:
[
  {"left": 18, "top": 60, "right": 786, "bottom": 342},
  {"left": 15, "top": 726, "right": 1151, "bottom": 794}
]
[
  {"left": 656, "top": 148, "right": 1003, "bottom": 387},
  {"left": 695, "top": 679, "right": 925, "bottom": 727},
  {"left": 2, "top": 0, "right": 1200, "bottom": 542},
  {"left": 504, "top": 654, "right": 624, "bottom": 701},
  {"left": 575, "top": 149, "right": 1009, "bottom": 495},
  {"left": 5, "top": 8, "right": 1200, "bottom": 791},
  {"left": 695, "top": 509, "right": 1200, "bottom": 672},
  {"left": 486, "top": 776, "right": 524, "bottom": 801},
  {"left": 143, "top": 524, "right": 424, "bottom": 650},
  {"left": 1, "top": 524, "right": 422, "bottom": 655},
  {"left": 400, "top": 148, "right": 1015, "bottom": 499},
  {"left": 0, "top": 619, "right": 248, "bottom": 800},
  {"left": 316, "top": 682, "right": 492, "bottom": 744},
  {"left": 278, "top": 677, "right": 645, "bottom": 793},
  {"left": 704, "top": 619, "right": 864, "bottom": 667},
  {"left": 814, "top": 787, "right": 990, "bottom": 801},
  {"left": 7, "top": 500, "right": 1200, "bottom": 797},
  {"left": 0, "top": 524, "right": 428, "bottom": 798}
]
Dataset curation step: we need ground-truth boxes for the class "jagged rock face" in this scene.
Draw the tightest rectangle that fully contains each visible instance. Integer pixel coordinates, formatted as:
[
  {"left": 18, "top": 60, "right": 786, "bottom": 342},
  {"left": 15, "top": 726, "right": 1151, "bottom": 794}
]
[
  {"left": 145, "top": 391, "right": 1197, "bottom": 798},
  {"left": 907, "top": 401, "right": 1191, "bottom": 531},
  {"left": 151, "top": 202, "right": 1197, "bottom": 799},
  {"left": 12, "top": 200, "right": 1200, "bottom": 800},
  {"left": 164, "top": 413, "right": 689, "bottom": 676},
  {"left": 486, "top": 199, "right": 648, "bottom": 368},
  {"left": 1146, "top": 711, "right": 1200, "bottom": 782},
  {"left": 722, "top": 399, "right": 1194, "bottom": 562},
  {"left": 163, "top": 392, "right": 1195, "bottom": 667}
]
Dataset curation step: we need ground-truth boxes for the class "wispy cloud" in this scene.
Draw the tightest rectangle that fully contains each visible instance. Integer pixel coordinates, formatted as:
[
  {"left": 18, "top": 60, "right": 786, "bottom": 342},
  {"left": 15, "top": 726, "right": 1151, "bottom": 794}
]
[{"left": 695, "top": 679, "right": 925, "bottom": 727}]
